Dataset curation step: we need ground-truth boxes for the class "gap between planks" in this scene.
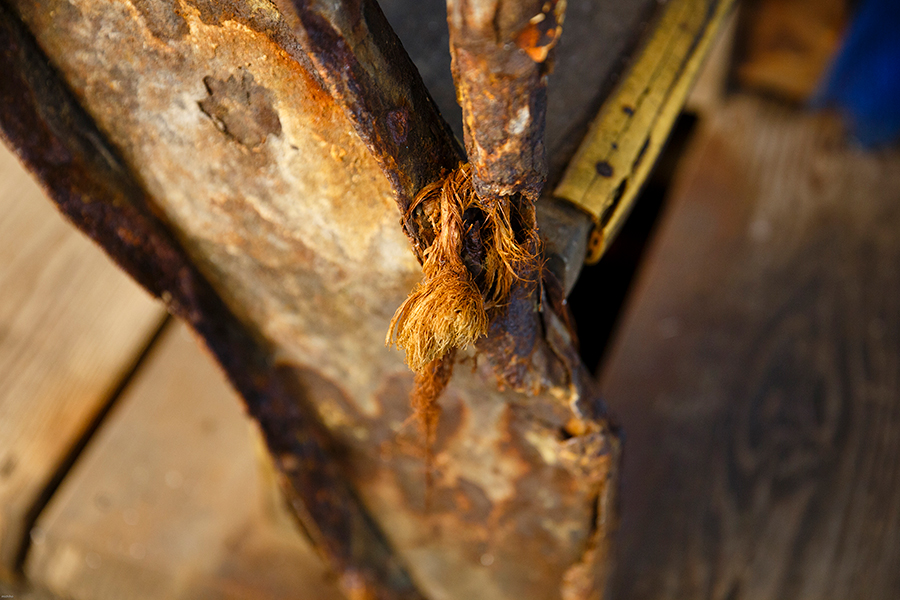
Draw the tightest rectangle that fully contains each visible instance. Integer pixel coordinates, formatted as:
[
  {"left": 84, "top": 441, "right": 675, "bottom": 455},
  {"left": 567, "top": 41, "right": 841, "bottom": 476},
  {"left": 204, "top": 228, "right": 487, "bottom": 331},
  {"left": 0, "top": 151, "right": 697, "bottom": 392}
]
[
  {"left": 24, "top": 321, "right": 344, "bottom": 600},
  {"left": 0, "top": 140, "right": 168, "bottom": 579}
]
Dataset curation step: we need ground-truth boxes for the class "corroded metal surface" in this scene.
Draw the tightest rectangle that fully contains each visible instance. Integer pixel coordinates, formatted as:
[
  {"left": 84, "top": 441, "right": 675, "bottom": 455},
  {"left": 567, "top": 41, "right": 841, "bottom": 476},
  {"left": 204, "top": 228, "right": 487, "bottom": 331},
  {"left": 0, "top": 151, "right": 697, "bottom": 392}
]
[
  {"left": 446, "top": 0, "right": 562, "bottom": 203},
  {"left": 0, "top": 5, "right": 422, "bottom": 598},
  {"left": 379, "top": 0, "right": 658, "bottom": 295},
  {"left": 1, "top": 0, "right": 619, "bottom": 598},
  {"left": 277, "top": 0, "right": 463, "bottom": 259}
]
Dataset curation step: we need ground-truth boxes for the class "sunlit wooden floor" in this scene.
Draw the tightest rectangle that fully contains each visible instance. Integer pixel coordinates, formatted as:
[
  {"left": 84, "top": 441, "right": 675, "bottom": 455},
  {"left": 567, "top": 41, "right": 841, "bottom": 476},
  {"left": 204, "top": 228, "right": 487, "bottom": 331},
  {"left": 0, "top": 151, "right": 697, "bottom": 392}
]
[{"left": 0, "top": 140, "right": 341, "bottom": 600}]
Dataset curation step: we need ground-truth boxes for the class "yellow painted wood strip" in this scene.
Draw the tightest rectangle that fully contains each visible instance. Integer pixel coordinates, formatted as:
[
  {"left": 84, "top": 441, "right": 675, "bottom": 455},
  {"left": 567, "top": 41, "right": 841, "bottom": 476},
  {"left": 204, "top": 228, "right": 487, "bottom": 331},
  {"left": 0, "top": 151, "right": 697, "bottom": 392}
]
[{"left": 554, "top": 0, "right": 737, "bottom": 263}]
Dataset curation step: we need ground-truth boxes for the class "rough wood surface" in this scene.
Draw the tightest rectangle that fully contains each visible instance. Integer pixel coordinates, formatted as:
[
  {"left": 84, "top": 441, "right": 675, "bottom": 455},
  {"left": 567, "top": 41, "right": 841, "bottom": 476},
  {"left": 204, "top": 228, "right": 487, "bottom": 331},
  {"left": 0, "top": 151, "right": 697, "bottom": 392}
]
[
  {"left": 0, "top": 1, "right": 619, "bottom": 598},
  {"left": 0, "top": 141, "right": 165, "bottom": 578},
  {"left": 25, "top": 322, "right": 343, "bottom": 600},
  {"left": 601, "top": 97, "right": 900, "bottom": 600}
]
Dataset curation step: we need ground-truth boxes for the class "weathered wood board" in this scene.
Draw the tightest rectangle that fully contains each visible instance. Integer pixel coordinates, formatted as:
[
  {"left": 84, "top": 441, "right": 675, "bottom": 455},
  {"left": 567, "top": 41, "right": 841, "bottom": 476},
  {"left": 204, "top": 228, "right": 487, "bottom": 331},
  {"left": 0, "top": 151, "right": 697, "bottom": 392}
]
[
  {"left": 601, "top": 97, "right": 900, "bottom": 599},
  {"left": 25, "top": 321, "right": 343, "bottom": 600},
  {"left": 0, "top": 142, "right": 166, "bottom": 577}
]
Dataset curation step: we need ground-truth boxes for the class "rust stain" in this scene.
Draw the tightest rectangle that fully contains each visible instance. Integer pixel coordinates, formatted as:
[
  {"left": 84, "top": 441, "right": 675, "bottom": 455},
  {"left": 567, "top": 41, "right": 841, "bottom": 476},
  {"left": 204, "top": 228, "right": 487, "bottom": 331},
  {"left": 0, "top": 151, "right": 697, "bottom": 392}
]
[
  {"left": 515, "top": 0, "right": 565, "bottom": 63},
  {"left": 386, "top": 108, "right": 409, "bottom": 145},
  {"left": 279, "top": 0, "right": 461, "bottom": 260},
  {"left": 130, "top": 0, "right": 188, "bottom": 41},
  {"left": 447, "top": 0, "right": 564, "bottom": 203},
  {"left": 198, "top": 69, "right": 282, "bottom": 148},
  {"left": 184, "top": 0, "right": 257, "bottom": 28}
]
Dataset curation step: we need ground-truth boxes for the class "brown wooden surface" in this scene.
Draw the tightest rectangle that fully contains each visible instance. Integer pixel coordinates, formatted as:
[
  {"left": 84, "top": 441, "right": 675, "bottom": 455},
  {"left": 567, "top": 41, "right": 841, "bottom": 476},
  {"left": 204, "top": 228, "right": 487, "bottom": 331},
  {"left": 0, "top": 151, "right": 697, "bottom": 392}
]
[
  {"left": 734, "top": 0, "right": 847, "bottom": 102},
  {"left": 25, "top": 321, "right": 343, "bottom": 600},
  {"left": 0, "top": 142, "right": 166, "bottom": 577},
  {"left": 600, "top": 97, "right": 900, "bottom": 599}
]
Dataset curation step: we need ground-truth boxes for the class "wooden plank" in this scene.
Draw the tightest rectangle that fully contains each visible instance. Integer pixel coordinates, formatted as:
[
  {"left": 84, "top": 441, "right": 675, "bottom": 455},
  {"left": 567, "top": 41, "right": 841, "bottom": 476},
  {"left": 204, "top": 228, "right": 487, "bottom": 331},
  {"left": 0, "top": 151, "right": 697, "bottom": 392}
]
[
  {"left": 0, "top": 142, "right": 166, "bottom": 577},
  {"left": 733, "top": 0, "right": 847, "bottom": 102},
  {"left": 600, "top": 97, "right": 900, "bottom": 599},
  {"left": 25, "top": 321, "right": 343, "bottom": 600},
  {"left": 554, "top": 0, "right": 737, "bottom": 263}
]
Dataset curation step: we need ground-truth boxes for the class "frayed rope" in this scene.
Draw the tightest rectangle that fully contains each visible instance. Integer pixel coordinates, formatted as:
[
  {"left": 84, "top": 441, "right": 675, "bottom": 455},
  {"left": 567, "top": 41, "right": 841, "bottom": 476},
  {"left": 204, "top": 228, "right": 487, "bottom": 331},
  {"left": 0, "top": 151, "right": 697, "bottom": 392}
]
[
  {"left": 388, "top": 163, "right": 539, "bottom": 502},
  {"left": 387, "top": 162, "right": 537, "bottom": 372},
  {"left": 411, "top": 350, "right": 455, "bottom": 506}
]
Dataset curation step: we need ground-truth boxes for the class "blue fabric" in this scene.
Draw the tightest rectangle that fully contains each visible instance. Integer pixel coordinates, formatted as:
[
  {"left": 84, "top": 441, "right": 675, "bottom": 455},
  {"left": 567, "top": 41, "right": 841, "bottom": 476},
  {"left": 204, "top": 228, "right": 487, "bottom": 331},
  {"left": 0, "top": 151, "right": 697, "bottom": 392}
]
[{"left": 813, "top": 0, "right": 900, "bottom": 146}]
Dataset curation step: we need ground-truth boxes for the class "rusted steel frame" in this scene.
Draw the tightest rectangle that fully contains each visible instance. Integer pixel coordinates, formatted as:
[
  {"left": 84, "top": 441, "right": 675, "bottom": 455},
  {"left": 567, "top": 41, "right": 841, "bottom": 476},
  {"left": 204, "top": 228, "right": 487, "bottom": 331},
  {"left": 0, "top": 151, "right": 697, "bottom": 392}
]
[
  {"left": 281, "top": 0, "right": 561, "bottom": 384},
  {"left": 0, "top": 6, "right": 423, "bottom": 599},
  {"left": 281, "top": 0, "right": 607, "bottom": 424},
  {"left": 446, "top": 0, "right": 564, "bottom": 203},
  {"left": 0, "top": 1, "right": 622, "bottom": 598},
  {"left": 280, "top": 0, "right": 464, "bottom": 256},
  {"left": 281, "top": 0, "right": 590, "bottom": 298},
  {"left": 429, "top": 0, "right": 573, "bottom": 391},
  {"left": 278, "top": 5, "right": 620, "bottom": 597}
]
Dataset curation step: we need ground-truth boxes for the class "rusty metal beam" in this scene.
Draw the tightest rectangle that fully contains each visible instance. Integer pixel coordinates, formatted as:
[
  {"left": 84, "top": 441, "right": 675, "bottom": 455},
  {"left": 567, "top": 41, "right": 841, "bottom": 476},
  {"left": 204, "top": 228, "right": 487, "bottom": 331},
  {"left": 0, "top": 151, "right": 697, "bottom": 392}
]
[
  {"left": 0, "top": 0, "right": 620, "bottom": 598},
  {"left": 446, "top": 0, "right": 563, "bottom": 203},
  {"left": 0, "top": 5, "right": 422, "bottom": 598},
  {"left": 278, "top": 0, "right": 464, "bottom": 258}
]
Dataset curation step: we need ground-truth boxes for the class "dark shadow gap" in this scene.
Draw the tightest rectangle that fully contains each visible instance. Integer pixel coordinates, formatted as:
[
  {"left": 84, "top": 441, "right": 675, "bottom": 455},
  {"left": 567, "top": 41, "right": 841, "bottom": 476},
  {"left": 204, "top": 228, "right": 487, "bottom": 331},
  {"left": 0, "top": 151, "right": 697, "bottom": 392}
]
[
  {"left": 567, "top": 112, "right": 699, "bottom": 374},
  {"left": 14, "top": 314, "right": 173, "bottom": 573}
]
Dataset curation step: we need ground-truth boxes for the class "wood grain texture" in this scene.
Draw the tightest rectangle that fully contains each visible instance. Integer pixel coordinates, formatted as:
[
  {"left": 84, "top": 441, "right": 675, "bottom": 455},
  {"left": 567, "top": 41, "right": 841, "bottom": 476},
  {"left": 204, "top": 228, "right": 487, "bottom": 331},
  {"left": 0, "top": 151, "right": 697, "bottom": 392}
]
[
  {"left": 600, "top": 96, "right": 900, "bottom": 600},
  {"left": 25, "top": 321, "right": 343, "bottom": 600},
  {"left": 0, "top": 142, "right": 166, "bottom": 578}
]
